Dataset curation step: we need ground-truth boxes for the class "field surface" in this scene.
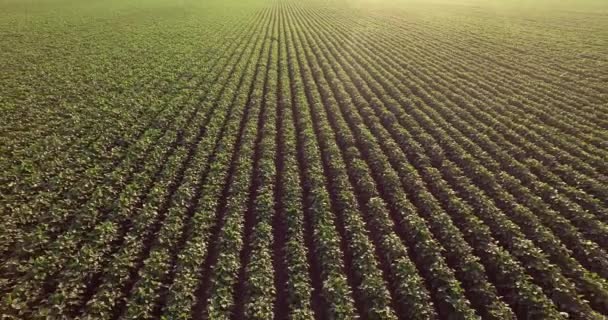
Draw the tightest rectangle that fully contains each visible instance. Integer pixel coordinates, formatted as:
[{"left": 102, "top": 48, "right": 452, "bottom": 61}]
[{"left": 1, "top": 0, "right": 607, "bottom": 318}]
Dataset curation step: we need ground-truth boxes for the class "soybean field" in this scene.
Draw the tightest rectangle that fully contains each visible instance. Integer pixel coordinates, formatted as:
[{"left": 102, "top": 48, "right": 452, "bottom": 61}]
[{"left": 1, "top": 0, "right": 607, "bottom": 319}]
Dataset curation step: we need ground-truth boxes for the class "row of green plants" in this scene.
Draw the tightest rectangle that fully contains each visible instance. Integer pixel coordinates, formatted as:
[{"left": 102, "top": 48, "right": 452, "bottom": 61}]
[
  {"left": 296, "top": 3, "right": 604, "bottom": 316},
  {"left": 0, "top": 12, "right": 255, "bottom": 265},
  {"left": 81, "top": 12, "right": 275, "bottom": 319},
  {"left": 273, "top": 12, "right": 315, "bottom": 318},
  {"left": 286, "top": 6, "right": 407, "bottom": 319},
  {"left": 197, "top": 8, "right": 279, "bottom": 319},
  {"left": 0, "top": 9, "right": 270, "bottom": 318},
  {"left": 388, "top": 12, "right": 608, "bottom": 137},
  {"left": 2, "top": 0, "right": 606, "bottom": 318},
  {"left": 283, "top": 4, "right": 359, "bottom": 316},
  {"left": 288, "top": 1, "right": 608, "bottom": 318},
  {"left": 289, "top": 6, "right": 536, "bottom": 320},
  {"left": 287, "top": 4, "right": 486, "bottom": 319},
  {"left": 0, "top": 13, "right": 252, "bottom": 257},
  {"left": 318, "top": 0, "right": 608, "bottom": 270},
  {"left": 354, "top": 24, "right": 608, "bottom": 277},
  {"left": 158, "top": 8, "right": 277, "bottom": 319},
  {"left": 353, "top": 9, "right": 608, "bottom": 208},
  {"left": 368, "top": 12, "right": 608, "bottom": 184}
]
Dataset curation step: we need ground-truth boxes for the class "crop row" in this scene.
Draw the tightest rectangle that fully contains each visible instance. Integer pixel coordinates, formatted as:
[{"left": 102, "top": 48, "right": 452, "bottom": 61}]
[{"left": 1, "top": 0, "right": 606, "bottom": 318}]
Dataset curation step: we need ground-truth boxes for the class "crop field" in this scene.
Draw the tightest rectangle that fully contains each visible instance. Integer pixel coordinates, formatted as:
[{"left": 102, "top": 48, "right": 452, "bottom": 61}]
[{"left": 1, "top": 0, "right": 607, "bottom": 318}]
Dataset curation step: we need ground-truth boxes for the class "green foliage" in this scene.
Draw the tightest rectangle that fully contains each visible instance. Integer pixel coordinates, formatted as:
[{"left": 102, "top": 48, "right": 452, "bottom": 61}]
[{"left": 1, "top": 0, "right": 606, "bottom": 318}]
